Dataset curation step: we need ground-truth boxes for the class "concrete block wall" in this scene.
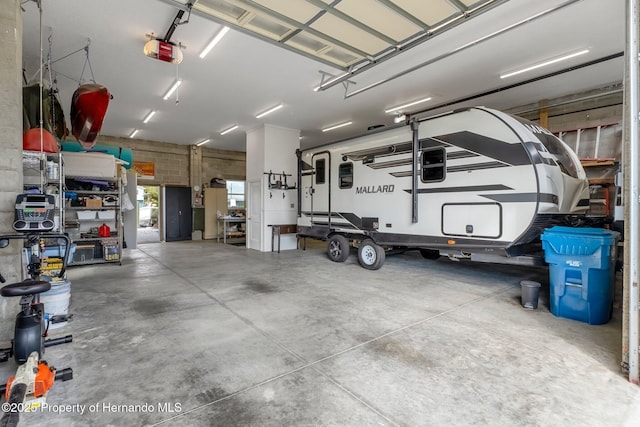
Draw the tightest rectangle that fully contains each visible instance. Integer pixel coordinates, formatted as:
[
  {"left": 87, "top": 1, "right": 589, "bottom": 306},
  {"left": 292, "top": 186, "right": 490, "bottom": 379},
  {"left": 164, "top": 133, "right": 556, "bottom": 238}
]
[
  {"left": 98, "top": 135, "right": 246, "bottom": 186},
  {"left": 0, "top": 0, "right": 23, "bottom": 326}
]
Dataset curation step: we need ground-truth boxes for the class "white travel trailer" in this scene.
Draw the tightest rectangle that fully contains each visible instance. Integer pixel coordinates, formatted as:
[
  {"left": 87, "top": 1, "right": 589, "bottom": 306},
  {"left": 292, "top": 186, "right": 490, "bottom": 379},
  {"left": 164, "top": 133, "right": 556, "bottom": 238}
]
[{"left": 296, "top": 107, "right": 590, "bottom": 270}]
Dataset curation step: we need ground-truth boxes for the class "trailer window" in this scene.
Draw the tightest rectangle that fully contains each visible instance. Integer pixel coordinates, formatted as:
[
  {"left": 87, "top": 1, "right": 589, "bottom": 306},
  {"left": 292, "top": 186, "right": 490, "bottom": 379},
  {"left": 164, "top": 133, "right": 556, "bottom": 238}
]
[
  {"left": 315, "top": 158, "right": 326, "bottom": 184},
  {"left": 339, "top": 163, "right": 353, "bottom": 189},
  {"left": 421, "top": 148, "right": 445, "bottom": 182}
]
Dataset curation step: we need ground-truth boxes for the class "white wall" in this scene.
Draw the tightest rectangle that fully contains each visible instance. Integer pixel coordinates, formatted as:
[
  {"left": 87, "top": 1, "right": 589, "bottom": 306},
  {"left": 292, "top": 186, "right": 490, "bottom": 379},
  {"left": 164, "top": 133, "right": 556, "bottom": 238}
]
[{"left": 246, "top": 124, "right": 299, "bottom": 252}]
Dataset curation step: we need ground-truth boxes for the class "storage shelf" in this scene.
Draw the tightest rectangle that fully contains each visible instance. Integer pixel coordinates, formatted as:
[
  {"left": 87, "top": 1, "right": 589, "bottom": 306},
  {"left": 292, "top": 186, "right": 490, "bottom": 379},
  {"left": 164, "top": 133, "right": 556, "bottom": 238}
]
[
  {"left": 67, "top": 206, "right": 118, "bottom": 210},
  {"left": 66, "top": 175, "right": 117, "bottom": 182},
  {"left": 74, "top": 218, "right": 117, "bottom": 222},
  {"left": 73, "top": 236, "right": 118, "bottom": 242},
  {"left": 65, "top": 168, "right": 123, "bottom": 268},
  {"left": 69, "top": 190, "right": 119, "bottom": 195}
]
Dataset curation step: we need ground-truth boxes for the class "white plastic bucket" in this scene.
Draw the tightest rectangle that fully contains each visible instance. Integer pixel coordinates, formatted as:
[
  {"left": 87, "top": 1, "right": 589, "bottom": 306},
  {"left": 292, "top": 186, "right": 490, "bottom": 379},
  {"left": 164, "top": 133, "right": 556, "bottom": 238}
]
[{"left": 40, "top": 280, "right": 71, "bottom": 329}]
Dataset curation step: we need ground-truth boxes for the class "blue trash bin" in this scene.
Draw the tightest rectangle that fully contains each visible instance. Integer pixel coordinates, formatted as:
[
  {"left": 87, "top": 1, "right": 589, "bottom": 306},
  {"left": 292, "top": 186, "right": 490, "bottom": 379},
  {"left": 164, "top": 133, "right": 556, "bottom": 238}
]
[{"left": 540, "top": 226, "right": 620, "bottom": 325}]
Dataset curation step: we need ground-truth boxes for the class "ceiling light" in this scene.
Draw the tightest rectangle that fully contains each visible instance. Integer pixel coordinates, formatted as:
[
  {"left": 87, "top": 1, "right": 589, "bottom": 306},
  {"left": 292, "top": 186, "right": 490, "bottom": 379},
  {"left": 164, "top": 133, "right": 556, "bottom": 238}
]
[
  {"left": 385, "top": 97, "right": 432, "bottom": 114},
  {"left": 163, "top": 79, "right": 182, "bottom": 100},
  {"left": 500, "top": 49, "right": 590, "bottom": 79},
  {"left": 196, "top": 138, "right": 211, "bottom": 146},
  {"left": 129, "top": 129, "right": 139, "bottom": 138},
  {"left": 143, "top": 110, "right": 156, "bottom": 124},
  {"left": 220, "top": 125, "right": 238, "bottom": 135},
  {"left": 256, "top": 104, "right": 283, "bottom": 119},
  {"left": 199, "top": 26, "right": 229, "bottom": 59},
  {"left": 322, "top": 121, "right": 352, "bottom": 132}
]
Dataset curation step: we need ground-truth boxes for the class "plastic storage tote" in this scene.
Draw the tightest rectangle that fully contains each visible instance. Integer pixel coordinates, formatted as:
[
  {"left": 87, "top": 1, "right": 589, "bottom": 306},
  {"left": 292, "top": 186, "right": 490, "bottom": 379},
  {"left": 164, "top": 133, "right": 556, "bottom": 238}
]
[{"left": 541, "top": 226, "right": 620, "bottom": 325}]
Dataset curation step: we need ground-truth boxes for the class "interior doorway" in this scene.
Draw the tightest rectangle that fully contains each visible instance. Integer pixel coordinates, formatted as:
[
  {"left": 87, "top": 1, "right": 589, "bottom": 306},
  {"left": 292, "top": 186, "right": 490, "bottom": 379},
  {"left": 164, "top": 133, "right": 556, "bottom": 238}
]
[{"left": 137, "top": 185, "right": 160, "bottom": 244}]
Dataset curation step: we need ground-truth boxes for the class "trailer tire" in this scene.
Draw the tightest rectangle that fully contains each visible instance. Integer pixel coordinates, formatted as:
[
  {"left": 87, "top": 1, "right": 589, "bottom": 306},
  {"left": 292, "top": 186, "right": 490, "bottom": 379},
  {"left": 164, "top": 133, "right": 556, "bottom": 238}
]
[
  {"left": 420, "top": 249, "right": 440, "bottom": 260},
  {"left": 357, "top": 239, "right": 385, "bottom": 270},
  {"left": 327, "top": 234, "right": 350, "bottom": 262}
]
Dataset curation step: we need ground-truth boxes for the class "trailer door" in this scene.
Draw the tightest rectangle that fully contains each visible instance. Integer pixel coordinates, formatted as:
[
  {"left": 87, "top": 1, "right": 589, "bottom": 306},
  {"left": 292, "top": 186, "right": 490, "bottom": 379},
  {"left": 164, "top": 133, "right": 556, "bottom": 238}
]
[{"left": 310, "top": 152, "right": 331, "bottom": 225}]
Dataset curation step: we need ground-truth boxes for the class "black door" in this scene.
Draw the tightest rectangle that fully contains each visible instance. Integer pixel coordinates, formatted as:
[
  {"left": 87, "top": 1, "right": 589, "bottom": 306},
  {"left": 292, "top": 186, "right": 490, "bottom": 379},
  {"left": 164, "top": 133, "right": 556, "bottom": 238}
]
[{"left": 165, "top": 186, "right": 192, "bottom": 241}]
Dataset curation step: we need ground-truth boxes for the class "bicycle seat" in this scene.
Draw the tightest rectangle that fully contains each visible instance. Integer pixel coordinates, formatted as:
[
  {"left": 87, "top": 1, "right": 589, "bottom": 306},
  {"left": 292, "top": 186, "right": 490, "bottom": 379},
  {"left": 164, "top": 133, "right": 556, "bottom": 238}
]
[{"left": 1, "top": 279, "right": 51, "bottom": 297}]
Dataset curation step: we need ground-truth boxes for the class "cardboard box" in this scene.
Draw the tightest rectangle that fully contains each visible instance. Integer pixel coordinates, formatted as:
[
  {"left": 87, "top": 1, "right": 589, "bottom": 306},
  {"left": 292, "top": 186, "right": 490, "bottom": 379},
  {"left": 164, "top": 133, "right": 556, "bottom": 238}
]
[{"left": 85, "top": 197, "right": 102, "bottom": 208}]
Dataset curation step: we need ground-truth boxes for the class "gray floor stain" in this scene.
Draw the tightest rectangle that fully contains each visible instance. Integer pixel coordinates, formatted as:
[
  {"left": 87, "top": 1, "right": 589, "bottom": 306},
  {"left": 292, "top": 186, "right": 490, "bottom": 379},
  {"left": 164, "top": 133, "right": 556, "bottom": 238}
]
[
  {"left": 132, "top": 298, "right": 174, "bottom": 316},
  {"left": 244, "top": 278, "right": 279, "bottom": 294}
]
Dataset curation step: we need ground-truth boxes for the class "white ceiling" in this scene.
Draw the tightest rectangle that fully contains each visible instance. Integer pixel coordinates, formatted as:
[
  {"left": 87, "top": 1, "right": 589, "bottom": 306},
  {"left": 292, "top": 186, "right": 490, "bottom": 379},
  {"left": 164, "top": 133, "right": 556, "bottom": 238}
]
[{"left": 21, "top": 0, "right": 625, "bottom": 152}]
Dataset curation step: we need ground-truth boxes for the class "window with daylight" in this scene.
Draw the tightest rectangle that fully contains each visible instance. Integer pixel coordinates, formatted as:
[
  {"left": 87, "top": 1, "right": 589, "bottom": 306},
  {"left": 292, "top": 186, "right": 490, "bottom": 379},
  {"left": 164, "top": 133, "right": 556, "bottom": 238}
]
[{"left": 226, "top": 180, "right": 245, "bottom": 208}]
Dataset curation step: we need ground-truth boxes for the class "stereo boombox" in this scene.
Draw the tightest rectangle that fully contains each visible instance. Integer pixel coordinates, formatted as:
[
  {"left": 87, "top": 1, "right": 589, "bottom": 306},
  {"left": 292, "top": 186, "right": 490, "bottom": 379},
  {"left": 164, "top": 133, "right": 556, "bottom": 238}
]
[{"left": 13, "top": 193, "right": 56, "bottom": 232}]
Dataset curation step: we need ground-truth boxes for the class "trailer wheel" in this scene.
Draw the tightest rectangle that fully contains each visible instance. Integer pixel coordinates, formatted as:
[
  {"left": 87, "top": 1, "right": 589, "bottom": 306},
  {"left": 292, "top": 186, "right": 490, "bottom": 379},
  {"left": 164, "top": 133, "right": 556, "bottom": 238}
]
[
  {"left": 357, "top": 239, "right": 385, "bottom": 270},
  {"left": 420, "top": 249, "right": 440, "bottom": 260},
  {"left": 327, "top": 234, "right": 350, "bottom": 262}
]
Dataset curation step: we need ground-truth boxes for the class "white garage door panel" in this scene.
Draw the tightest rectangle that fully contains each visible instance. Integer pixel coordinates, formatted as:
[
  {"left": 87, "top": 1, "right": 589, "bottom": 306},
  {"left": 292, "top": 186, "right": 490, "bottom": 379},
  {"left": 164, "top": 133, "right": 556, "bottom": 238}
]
[{"left": 442, "top": 203, "right": 502, "bottom": 238}]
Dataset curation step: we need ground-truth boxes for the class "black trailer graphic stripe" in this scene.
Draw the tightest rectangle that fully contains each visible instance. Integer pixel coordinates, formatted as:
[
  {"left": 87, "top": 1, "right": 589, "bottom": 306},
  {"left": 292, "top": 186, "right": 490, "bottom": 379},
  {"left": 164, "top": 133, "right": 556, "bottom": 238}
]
[
  {"left": 447, "top": 151, "right": 480, "bottom": 160},
  {"left": 312, "top": 222, "right": 358, "bottom": 230},
  {"left": 404, "top": 184, "right": 513, "bottom": 194},
  {"left": 480, "top": 193, "right": 557, "bottom": 203},
  {"left": 301, "top": 212, "right": 343, "bottom": 218},
  {"left": 435, "top": 131, "right": 531, "bottom": 166},
  {"left": 447, "top": 161, "right": 508, "bottom": 172},
  {"left": 338, "top": 212, "right": 363, "bottom": 229}
]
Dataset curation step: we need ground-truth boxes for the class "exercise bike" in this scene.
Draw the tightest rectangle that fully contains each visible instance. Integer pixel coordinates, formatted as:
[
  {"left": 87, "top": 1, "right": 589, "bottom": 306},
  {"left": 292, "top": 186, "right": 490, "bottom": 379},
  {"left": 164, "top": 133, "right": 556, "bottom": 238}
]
[
  {"left": 0, "top": 233, "right": 73, "bottom": 364},
  {"left": 0, "top": 232, "right": 73, "bottom": 424}
]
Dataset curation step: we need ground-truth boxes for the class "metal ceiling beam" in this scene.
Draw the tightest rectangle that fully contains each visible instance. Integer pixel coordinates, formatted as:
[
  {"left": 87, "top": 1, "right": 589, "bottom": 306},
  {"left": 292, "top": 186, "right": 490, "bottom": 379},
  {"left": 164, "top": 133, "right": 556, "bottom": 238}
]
[
  {"left": 280, "top": 5, "right": 328, "bottom": 43},
  {"left": 376, "top": 0, "right": 430, "bottom": 30},
  {"left": 339, "top": 0, "right": 583, "bottom": 98},
  {"left": 446, "top": 0, "right": 470, "bottom": 13},
  {"left": 157, "top": 0, "right": 360, "bottom": 68},
  {"left": 316, "top": 0, "right": 511, "bottom": 90},
  {"left": 305, "top": 0, "right": 399, "bottom": 46},
  {"left": 232, "top": 0, "right": 371, "bottom": 60}
]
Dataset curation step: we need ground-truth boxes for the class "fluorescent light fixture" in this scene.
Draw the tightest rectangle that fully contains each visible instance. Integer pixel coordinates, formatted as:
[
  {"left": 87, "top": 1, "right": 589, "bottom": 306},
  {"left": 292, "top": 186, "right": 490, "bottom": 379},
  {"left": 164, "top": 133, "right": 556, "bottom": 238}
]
[
  {"left": 256, "top": 104, "right": 283, "bottom": 119},
  {"left": 322, "top": 121, "right": 352, "bottom": 132},
  {"left": 196, "top": 138, "right": 211, "bottom": 146},
  {"left": 385, "top": 97, "right": 432, "bottom": 114},
  {"left": 163, "top": 79, "right": 183, "bottom": 100},
  {"left": 143, "top": 110, "right": 156, "bottom": 124},
  {"left": 199, "top": 26, "right": 230, "bottom": 59},
  {"left": 500, "top": 49, "right": 590, "bottom": 79},
  {"left": 129, "top": 129, "right": 139, "bottom": 138},
  {"left": 220, "top": 125, "right": 238, "bottom": 135}
]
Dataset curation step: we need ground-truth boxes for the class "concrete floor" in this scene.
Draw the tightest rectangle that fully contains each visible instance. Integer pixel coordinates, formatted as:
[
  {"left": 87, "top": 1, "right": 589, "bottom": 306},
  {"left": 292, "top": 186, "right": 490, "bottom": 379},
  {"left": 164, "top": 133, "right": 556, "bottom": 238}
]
[{"left": 0, "top": 240, "right": 638, "bottom": 426}]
